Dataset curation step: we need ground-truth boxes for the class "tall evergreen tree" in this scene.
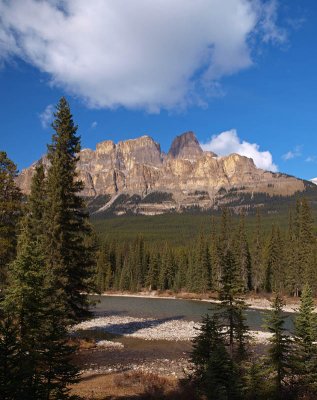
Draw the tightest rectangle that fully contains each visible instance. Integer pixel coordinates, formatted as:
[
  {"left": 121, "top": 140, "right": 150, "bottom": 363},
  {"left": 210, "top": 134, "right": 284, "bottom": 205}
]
[
  {"left": 252, "top": 209, "right": 264, "bottom": 293},
  {"left": 45, "top": 97, "right": 95, "bottom": 321},
  {"left": 0, "top": 151, "right": 22, "bottom": 288},
  {"left": 299, "top": 199, "right": 315, "bottom": 287},
  {"left": 1, "top": 163, "right": 79, "bottom": 399},
  {"left": 266, "top": 294, "right": 292, "bottom": 398},
  {"left": 190, "top": 314, "right": 242, "bottom": 400},
  {"left": 96, "top": 243, "right": 112, "bottom": 292},
  {"left": 265, "top": 226, "right": 285, "bottom": 293},
  {"left": 0, "top": 314, "right": 20, "bottom": 400},
  {"left": 234, "top": 213, "right": 252, "bottom": 291},
  {"left": 145, "top": 252, "right": 160, "bottom": 290},
  {"left": 220, "top": 248, "right": 249, "bottom": 358},
  {"left": 292, "top": 284, "right": 317, "bottom": 396}
]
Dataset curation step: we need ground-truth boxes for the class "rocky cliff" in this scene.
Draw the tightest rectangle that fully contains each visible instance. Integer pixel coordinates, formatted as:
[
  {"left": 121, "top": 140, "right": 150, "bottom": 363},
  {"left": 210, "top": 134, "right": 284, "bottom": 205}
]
[{"left": 17, "top": 131, "right": 310, "bottom": 215}]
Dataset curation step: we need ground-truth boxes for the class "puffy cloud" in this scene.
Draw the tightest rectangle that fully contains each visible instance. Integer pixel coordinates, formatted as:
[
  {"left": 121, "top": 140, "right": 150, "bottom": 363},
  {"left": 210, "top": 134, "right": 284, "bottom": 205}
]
[
  {"left": 91, "top": 121, "right": 98, "bottom": 129},
  {"left": 310, "top": 178, "right": 317, "bottom": 185},
  {"left": 0, "top": 0, "right": 286, "bottom": 111},
  {"left": 201, "top": 129, "right": 278, "bottom": 172},
  {"left": 38, "top": 104, "right": 54, "bottom": 128},
  {"left": 282, "top": 145, "right": 302, "bottom": 161}
]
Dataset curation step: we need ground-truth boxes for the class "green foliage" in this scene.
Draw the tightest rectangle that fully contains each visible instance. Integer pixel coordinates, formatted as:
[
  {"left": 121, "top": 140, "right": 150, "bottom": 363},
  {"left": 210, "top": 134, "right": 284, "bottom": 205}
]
[
  {"left": 292, "top": 284, "right": 317, "bottom": 396},
  {"left": 244, "top": 358, "right": 271, "bottom": 400},
  {"left": 266, "top": 294, "right": 292, "bottom": 398},
  {"left": 0, "top": 314, "right": 20, "bottom": 400},
  {"left": 45, "top": 97, "right": 95, "bottom": 321},
  {"left": 140, "top": 191, "right": 174, "bottom": 203},
  {"left": 0, "top": 151, "right": 22, "bottom": 287},
  {"left": 265, "top": 226, "right": 285, "bottom": 293},
  {"left": 190, "top": 314, "right": 242, "bottom": 400},
  {"left": 93, "top": 200, "right": 317, "bottom": 303},
  {"left": 0, "top": 98, "right": 96, "bottom": 399}
]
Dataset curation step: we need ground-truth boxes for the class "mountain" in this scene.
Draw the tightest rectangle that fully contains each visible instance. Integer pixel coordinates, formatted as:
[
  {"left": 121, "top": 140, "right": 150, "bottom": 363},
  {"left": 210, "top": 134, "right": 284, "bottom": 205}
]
[{"left": 17, "top": 131, "right": 314, "bottom": 216}]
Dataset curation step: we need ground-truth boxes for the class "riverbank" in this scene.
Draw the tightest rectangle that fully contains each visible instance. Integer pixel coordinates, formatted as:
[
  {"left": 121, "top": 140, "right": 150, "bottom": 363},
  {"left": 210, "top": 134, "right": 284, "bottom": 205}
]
[
  {"left": 99, "top": 291, "right": 305, "bottom": 313},
  {"left": 72, "top": 315, "right": 273, "bottom": 344}
]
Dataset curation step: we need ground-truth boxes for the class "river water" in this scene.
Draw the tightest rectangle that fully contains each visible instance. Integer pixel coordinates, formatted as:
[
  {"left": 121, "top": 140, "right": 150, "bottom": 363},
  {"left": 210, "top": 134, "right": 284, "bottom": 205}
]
[{"left": 92, "top": 295, "right": 294, "bottom": 332}]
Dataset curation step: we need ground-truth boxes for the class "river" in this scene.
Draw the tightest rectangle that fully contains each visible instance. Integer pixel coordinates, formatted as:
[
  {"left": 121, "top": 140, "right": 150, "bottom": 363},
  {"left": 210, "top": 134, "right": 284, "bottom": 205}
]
[{"left": 91, "top": 295, "right": 294, "bottom": 331}]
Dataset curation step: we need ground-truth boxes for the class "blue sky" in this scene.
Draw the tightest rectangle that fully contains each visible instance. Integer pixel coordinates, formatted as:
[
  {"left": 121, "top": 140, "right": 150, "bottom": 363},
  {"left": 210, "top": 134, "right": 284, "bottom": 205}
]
[{"left": 0, "top": 0, "right": 316, "bottom": 180}]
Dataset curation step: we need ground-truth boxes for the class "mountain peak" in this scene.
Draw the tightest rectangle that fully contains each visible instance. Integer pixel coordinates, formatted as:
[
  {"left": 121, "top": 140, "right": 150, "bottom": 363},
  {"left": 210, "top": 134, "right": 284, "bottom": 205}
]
[{"left": 168, "top": 131, "right": 203, "bottom": 160}]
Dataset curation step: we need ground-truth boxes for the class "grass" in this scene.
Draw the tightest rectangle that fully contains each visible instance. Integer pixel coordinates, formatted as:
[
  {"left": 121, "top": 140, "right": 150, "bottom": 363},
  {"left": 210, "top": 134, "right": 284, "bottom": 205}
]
[{"left": 71, "top": 371, "right": 195, "bottom": 399}]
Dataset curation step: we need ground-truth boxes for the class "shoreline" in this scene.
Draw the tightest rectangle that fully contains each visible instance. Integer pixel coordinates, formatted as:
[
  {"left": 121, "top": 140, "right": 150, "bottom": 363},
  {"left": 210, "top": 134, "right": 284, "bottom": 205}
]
[
  {"left": 97, "top": 291, "right": 303, "bottom": 313},
  {"left": 72, "top": 314, "right": 273, "bottom": 344}
]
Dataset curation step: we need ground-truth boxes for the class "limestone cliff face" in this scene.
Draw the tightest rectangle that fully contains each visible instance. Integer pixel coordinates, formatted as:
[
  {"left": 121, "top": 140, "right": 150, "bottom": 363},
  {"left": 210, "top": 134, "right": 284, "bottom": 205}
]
[
  {"left": 17, "top": 132, "right": 307, "bottom": 214},
  {"left": 168, "top": 131, "right": 204, "bottom": 160}
]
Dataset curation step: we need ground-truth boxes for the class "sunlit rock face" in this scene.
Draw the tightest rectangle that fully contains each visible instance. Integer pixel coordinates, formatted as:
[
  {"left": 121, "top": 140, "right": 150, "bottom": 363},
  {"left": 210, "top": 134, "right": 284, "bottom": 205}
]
[{"left": 17, "top": 131, "right": 306, "bottom": 214}]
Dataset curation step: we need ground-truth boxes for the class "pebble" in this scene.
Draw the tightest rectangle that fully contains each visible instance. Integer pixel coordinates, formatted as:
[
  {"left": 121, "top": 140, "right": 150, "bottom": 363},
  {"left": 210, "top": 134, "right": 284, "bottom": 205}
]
[{"left": 72, "top": 315, "right": 273, "bottom": 343}]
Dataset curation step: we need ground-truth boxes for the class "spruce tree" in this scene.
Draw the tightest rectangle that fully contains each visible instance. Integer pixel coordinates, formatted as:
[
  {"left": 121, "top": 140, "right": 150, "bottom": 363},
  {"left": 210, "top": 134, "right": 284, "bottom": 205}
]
[
  {"left": 299, "top": 199, "right": 315, "bottom": 287},
  {"left": 265, "top": 226, "right": 285, "bottom": 293},
  {"left": 210, "top": 216, "right": 220, "bottom": 291},
  {"left": 145, "top": 252, "right": 160, "bottom": 291},
  {"left": 234, "top": 213, "right": 252, "bottom": 291},
  {"left": 96, "top": 243, "right": 112, "bottom": 292},
  {"left": 252, "top": 209, "right": 264, "bottom": 293},
  {"left": 190, "top": 314, "right": 242, "bottom": 400},
  {"left": 220, "top": 248, "right": 249, "bottom": 359},
  {"left": 292, "top": 284, "right": 317, "bottom": 395},
  {"left": 45, "top": 97, "right": 95, "bottom": 321},
  {"left": 244, "top": 358, "right": 269, "bottom": 400},
  {"left": 1, "top": 164, "right": 79, "bottom": 399},
  {"left": 286, "top": 208, "right": 300, "bottom": 296},
  {"left": 266, "top": 294, "right": 292, "bottom": 398},
  {"left": 0, "top": 314, "right": 20, "bottom": 400},
  {"left": 0, "top": 151, "right": 22, "bottom": 288}
]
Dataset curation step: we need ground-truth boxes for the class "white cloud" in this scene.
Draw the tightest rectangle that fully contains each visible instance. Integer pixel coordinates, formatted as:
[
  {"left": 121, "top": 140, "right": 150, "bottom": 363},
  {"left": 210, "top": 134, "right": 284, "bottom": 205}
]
[
  {"left": 91, "top": 121, "right": 97, "bottom": 129},
  {"left": 201, "top": 129, "right": 278, "bottom": 172},
  {"left": 310, "top": 178, "right": 317, "bottom": 185},
  {"left": 282, "top": 145, "right": 302, "bottom": 161},
  {"left": 306, "top": 156, "right": 316, "bottom": 163},
  {"left": 0, "top": 0, "right": 286, "bottom": 111},
  {"left": 38, "top": 104, "right": 54, "bottom": 128}
]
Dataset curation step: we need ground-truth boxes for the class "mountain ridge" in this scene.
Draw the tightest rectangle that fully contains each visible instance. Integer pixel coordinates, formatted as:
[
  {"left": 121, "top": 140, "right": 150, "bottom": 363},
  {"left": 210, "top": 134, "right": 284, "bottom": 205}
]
[{"left": 17, "top": 131, "right": 314, "bottom": 215}]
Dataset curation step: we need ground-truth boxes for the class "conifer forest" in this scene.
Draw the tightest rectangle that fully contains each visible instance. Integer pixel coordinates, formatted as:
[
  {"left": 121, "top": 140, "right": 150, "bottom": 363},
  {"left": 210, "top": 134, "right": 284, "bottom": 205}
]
[{"left": 2, "top": 99, "right": 317, "bottom": 399}]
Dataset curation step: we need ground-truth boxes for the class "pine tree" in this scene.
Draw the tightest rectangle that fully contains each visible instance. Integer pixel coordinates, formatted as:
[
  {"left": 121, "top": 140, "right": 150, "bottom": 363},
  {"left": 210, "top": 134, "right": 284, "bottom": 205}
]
[
  {"left": 210, "top": 216, "right": 220, "bottom": 291},
  {"left": 198, "top": 233, "right": 212, "bottom": 293},
  {"left": 286, "top": 208, "right": 300, "bottom": 296},
  {"left": 299, "top": 199, "right": 315, "bottom": 287},
  {"left": 252, "top": 209, "right": 264, "bottom": 293},
  {"left": 173, "top": 249, "right": 187, "bottom": 292},
  {"left": 219, "top": 248, "right": 249, "bottom": 358},
  {"left": 292, "top": 284, "right": 317, "bottom": 395},
  {"left": 190, "top": 314, "right": 242, "bottom": 400},
  {"left": 1, "top": 163, "right": 79, "bottom": 399},
  {"left": 45, "top": 97, "right": 95, "bottom": 321},
  {"left": 265, "top": 226, "right": 285, "bottom": 293},
  {"left": 96, "top": 243, "right": 112, "bottom": 292},
  {"left": 266, "top": 294, "right": 292, "bottom": 398},
  {"left": 234, "top": 213, "right": 252, "bottom": 291},
  {"left": 0, "top": 313, "right": 20, "bottom": 400},
  {"left": 244, "top": 358, "right": 269, "bottom": 400},
  {"left": 145, "top": 252, "right": 160, "bottom": 290},
  {"left": 27, "top": 162, "right": 46, "bottom": 238},
  {"left": 0, "top": 151, "right": 22, "bottom": 288}
]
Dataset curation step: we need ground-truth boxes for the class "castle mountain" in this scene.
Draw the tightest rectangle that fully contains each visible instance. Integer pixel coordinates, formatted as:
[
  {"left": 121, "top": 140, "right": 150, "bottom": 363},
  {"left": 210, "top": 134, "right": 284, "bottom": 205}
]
[{"left": 17, "top": 132, "right": 312, "bottom": 215}]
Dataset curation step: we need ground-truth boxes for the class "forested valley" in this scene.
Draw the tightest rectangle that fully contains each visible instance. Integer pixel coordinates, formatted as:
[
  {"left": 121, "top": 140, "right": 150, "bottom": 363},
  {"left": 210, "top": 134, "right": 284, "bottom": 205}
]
[{"left": 95, "top": 199, "right": 317, "bottom": 298}]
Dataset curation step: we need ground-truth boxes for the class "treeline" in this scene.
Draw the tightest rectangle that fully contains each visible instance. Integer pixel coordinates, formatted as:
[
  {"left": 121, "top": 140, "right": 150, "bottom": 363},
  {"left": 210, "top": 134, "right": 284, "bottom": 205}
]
[
  {"left": 0, "top": 98, "right": 95, "bottom": 399},
  {"left": 190, "top": 286, "right": 317, "bottom": 399},
  {"left": 96, "top": 200, "right": 317, "bottom": 296}
]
